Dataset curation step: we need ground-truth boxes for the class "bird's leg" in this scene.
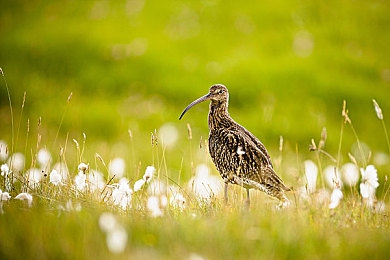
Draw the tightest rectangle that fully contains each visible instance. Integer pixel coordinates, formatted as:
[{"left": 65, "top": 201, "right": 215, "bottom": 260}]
[
  {"left": 245, "top": 188, "right": 250, "bottom": 208},
  {"left": 224, "top": 182, "right": 229, "bottom": 204}
]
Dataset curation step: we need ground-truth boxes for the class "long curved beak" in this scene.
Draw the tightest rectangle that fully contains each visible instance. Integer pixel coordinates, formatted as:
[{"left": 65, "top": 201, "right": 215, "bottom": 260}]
[{"left": 179, "top": 93, "right": 211, "bottom": 120}]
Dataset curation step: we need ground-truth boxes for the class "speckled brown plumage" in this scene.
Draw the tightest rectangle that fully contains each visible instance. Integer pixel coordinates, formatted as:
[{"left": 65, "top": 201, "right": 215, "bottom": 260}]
[{"left": 179, "top": 84, "right": 290, "bottom": 207}]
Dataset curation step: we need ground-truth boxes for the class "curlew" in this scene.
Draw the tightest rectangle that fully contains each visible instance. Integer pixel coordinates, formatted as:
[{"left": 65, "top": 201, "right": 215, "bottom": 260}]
[{"left": 179, "top": 84, "right": 290, "bottom": 207}]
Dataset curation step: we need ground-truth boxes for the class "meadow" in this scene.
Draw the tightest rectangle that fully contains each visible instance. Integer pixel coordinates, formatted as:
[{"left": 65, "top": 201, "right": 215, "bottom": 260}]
[{"left": 1, "top": 0, "right": 390, "bottom": 259}]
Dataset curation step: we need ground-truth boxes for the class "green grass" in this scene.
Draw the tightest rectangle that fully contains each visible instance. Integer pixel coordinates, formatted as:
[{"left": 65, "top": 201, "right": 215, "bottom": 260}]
[
  {"left": 1, "top": 0, "right": 390, "bottom": 259},
  {"left": 0, "top": 97, "right": 389, "bottom": 259},
  {"left": 1, "top": 199, "right": 389, "bottom": 259}
]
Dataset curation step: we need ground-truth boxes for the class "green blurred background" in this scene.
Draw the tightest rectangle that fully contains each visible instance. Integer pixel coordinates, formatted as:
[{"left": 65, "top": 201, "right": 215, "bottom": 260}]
[{"left": 1, "top": 0, "right": 389, "bottom": 178}]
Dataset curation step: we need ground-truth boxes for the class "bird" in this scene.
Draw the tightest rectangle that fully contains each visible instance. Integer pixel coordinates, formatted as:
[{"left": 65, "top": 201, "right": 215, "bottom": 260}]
[{"left": 179, "top": 84, "right": 290, "bottom": 207}]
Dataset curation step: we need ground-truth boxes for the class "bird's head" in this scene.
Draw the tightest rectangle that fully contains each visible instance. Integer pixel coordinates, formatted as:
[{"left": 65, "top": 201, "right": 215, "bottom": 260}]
[{"left": 179, "top": 84, "right": 229, "bottom": 120}]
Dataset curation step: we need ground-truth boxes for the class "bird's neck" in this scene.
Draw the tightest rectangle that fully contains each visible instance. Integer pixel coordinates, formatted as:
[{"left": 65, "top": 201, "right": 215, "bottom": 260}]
[{"left": 208, "top": 100, "right": 231, "bottom": 130}]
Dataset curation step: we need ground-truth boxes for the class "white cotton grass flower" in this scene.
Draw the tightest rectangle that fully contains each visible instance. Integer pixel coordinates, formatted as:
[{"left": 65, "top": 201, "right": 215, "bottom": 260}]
[
  {"left": 188, "top": 164, "right": 223, "bottom": 202},
  {"left": 88, "top": 170, "right": 105, "bottom": 192},
  {"left": 99, "top": 212, "right": 119, "bottom": 233},
  {"left": 1, "top": 163, "right": 9, "bottom": 176},
  {"left": 37, "top": 148, "right": 51, "bottom": 168},
  {"left": 26, "top": 168, "right": 42, "bottom": 188},
  {"left": 304, "top": 160, "right": 317, "bottom": 193},
  {"left": 106, "top": 226, "right": 128, "bottom": 254},
  {"left": 111, "top": 178, "right": 133, "bottom": 210},
  {"left": 158, "top": 123, "right": 179, "bottom": 148},
  {"left": 134, "top": 166, "right": 156, "bottom": 192},
  {"left": 8, "top": 152, "right": 25, "bottom": 172},
  {"left": 1, "top": 164, "right": 11, "bottom": 192},
  {"left": 0, "top": 189, "right": 11, "bottom": 201},
  {"left": 360, "top": 165, "right": 379, "bottom": 206},
  {"left": 324, "top": 165, "right": 343, "bottom": 189},
  {"left": 49, "top": 169, "right": 63, "bottom": 186},
  {"left": 99, "top": 212, "right": 128, "bottom": 254},
  {"left": 360, "top": 184, "right": 375, "bottom": 200},
  {"left": 53, "top": 162, "right": 69, "bottom": 182},
  {"left": 15, "top": 192, "right": 33, "bottom": 207},
  {"left": 78, "top": 162, "right": 89, "bottom": 173},
  {"left": 143, "top": 166, "right": 155, "bottom": 183},
  {"left": 108, "top": 157, "right": 126, "bottom": 179},
  {"left": 0, "top": 189, "right": 11, "bottom": 214},
  {"left": 360, "top": 165, "right": 379, "bottom": 191},
  {"left": 147, "top": 195, "right": 164, "bottom": 217},
  {"left": 329, "top": 188, "right": 343, "bottom": 209},
  {"left": 74, "top": 171, "right": 87, "bottom": 192},
  {"left": 0, "top": 140, "right": 8, "bottom": 161},
  {"left": 341, "top": 163, "right": 359, "bottom": 187},
  {"left": 74, "top": 162, "right": 90, "bottom": 192},
  {"left": 133, "top": 179, "right": 146, "bottom": 192}
]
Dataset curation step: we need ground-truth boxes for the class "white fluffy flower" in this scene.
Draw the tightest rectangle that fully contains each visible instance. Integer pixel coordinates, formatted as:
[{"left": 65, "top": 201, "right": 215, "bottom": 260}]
[
  {"left": 1, "top": 163, "right": 9, "bottom": 176},
  {"left": 324, "top": 165, "right": 342, "bottom": 189},
  {"left": 0, "top": 140, "right": 8, "bottom": 161},
  {"left": 360, "top": 165, "right": 379, "bottom": 190},
  {"left": 304, "top": 160, "right": 317, "bottom": 193},
  {"left": 26, "top": 168, "right": 42, "bottom": 187},
  {"left": 341, "top": 163, "right": 359, "bottom": 187},
  {"left": 112, "top": 178, "right": 133, "bottom": 210},
  {"left": 147, "top": 196, "right": 163, "bottom": 217},
  {"left": 37, "top": 148, "right": 51, "bottom": 168},
  {"left": 88, "top": 170, "right": 105, "bottom": 192},
  {"left": 52, "top": 162, "right": 69, "bottom": 182},
  {"left": 359, "top": 165, "right": 380, "bottom": 208},
  {"left": 108, "top": 158, "right": 126, "bottom": 179},
  {"left": 8, "top": 153, "right": 25, "bottom": 172},
  {"left": 74, "top": 171, "right": 87, "bottom": 191},
  {"left": 15, "top": 192, "right": 33, "bottom": 207},
  {"left": 359, "top": 183, "right": 375, "bottom": 199},
  {"left": 49, "top": 169, "right": 63, "bottom": 186},
  {"left": 0, "top": 189, "right": 11, "bottom": 201},
  {"left": 106, "top": 226, "right": 128, "bottom": 254},
  {"left": 99, "top": 212, "right": 128, "bottom": 254},
  {"left": 78, "top": 162, "right": 89, "bottom": 173},
  {"left": 158, "top": 123, "right": 179, "bottom": 148},
  {"left": 99, "top": 212, "right": 119, "bottom": 233},
  {"left": 143, "top": 166, "right": 155, "bottom": 183},
  {"left": 329, "top": 188, "right": 343, "bottom": 209},
  {"left": 133, "top": 179, "right": 146, "bottom": 192},
  {"left": 188, "top": 164, "right": 223, "bottom": 202}
]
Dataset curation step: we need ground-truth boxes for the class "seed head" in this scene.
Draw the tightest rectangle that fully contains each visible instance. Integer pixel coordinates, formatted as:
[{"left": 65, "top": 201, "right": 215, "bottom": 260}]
[{"left": 372, "top": 99, "right": 383, "bottom": 120}]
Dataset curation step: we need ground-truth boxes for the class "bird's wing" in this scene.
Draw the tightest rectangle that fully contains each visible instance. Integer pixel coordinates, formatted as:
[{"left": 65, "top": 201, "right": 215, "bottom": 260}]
[
  {"left": 226, "top": 127, "right": 290, "bottom": 191},
  {"left": 232, "top": 124, "right": 273, "bottom": 167},
  {"left": 220, "top": 127, "right": 270, "bottom": 175}
]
